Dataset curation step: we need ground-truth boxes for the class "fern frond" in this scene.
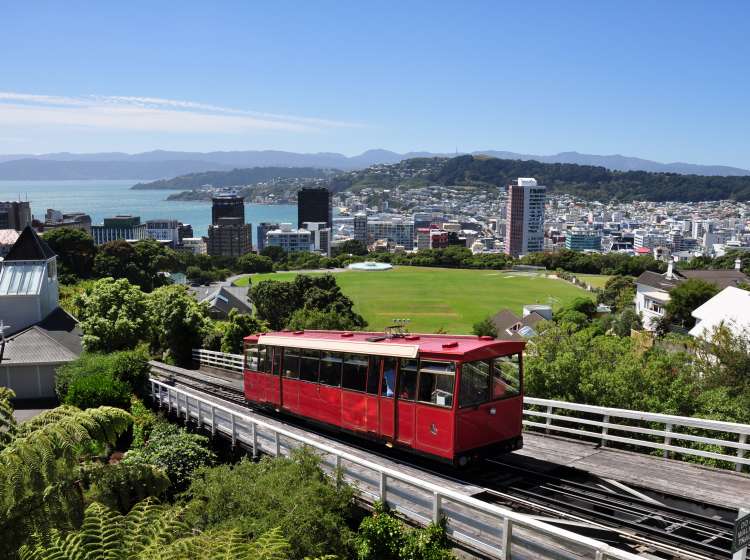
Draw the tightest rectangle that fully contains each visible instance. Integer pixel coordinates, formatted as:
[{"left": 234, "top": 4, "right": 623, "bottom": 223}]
[
  {"left": 0, "top": 386, "right": 17, "bottom": 450},
  {"left": 248, "top": 527, "right": 293, "bottom": 560}
]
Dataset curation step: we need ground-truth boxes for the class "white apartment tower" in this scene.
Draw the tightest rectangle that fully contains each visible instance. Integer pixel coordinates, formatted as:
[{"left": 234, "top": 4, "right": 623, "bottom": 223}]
[{"left": 504, "top": 178, "right": 546, "bottom": 257}]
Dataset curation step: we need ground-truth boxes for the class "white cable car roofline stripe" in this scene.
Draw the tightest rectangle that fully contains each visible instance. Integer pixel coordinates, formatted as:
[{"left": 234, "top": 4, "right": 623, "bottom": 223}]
[{"left": 256, "top": 334, "right": 420, "bottom": 359}]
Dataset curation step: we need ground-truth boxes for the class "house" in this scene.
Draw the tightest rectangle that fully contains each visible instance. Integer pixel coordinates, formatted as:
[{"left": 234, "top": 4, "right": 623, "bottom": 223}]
[
  {"left": 635, "top": 260, "right": 749, "bottom": 330},
  {"left": 200, "top": 285, "right": 253, "bottom": 320},
  {"left": 689, "top": 287, "right": 750, "bottom": 340},
  {"left": 491, "top": 309, "right": 547, "bottom": 340},
  {"left": 0, "top": 226, "right": 82, "bottom": 399}
]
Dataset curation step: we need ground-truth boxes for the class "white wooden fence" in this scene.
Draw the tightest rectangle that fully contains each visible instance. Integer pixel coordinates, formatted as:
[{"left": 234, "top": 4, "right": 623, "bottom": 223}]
[
  {"left": 191, "top": 349, "right": 750, "bottom": 473},
  {"left": 149, "top": 378, "right": 643, "bottom": 560}
]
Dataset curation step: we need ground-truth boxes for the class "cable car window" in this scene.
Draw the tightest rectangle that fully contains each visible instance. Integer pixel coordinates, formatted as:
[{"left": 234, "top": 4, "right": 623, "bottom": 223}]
[
  {"left": 259, "top": 347, "right": 274, "bottom": 374},
  {"left": 398, "top": 359, "right": 418, "bottom": 401},
  {"left": 319, "top": 352, "right": 342, "bottom": 387},
  {"left": 366, "top": 357, "right": 381, "bottom": 395},
  {"left": 341, "top": 353, "right": 368, "bottom": 392},
  {"left": 381, "top": 358, "right": 397, "bottom": 398},
  {"left": 282, "top": 348, "right": 299, "bottom": 379},
  {"left": 492, "top": 354, "right": 521, "bottom": 399},
  {"left": 245, "top": 344, "right": 260, "bottom": 371},
  {"left": 417, "top": 361, "right": 455, "bottom": 407},
  {"left": 299, "top": 349, "right": 320, "bottom": 382},
  {"left": 459, "top": 360, "right": 491, "bottom": 407}
]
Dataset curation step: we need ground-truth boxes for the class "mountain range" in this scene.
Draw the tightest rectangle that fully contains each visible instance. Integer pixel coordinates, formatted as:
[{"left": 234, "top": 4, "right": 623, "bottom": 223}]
[{"left": 0, "top": 149, "right": 747, "bottom": 180}]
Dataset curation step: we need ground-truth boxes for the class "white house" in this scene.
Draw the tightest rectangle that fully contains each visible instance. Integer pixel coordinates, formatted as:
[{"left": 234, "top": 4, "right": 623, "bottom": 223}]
[{"left": 689, "top": 287, "right": 750, "bottom": 339}]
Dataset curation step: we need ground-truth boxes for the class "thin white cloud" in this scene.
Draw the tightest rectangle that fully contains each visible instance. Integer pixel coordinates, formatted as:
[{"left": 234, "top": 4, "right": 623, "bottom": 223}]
[{"left": 0, "top": 92, "right": 359, "bottom": 134}]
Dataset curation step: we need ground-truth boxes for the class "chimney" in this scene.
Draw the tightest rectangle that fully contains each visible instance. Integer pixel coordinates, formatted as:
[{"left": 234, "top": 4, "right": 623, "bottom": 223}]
[
  {"left": 666, "top": 260, "right": 674, "bottom": 280},
  {"left": 736, "top": 258, "right": 742, "bottom": 271}
]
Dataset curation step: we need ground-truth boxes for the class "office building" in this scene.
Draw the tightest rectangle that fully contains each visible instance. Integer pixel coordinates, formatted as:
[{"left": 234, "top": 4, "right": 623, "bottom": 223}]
[
  {"left": 353, "top": 213, "right": 368, "bottom": 245},
  {"left": 256, "top": 222, "right": 279, "bottom": 252},
  {"left": 415, "top": 228, "right": 431, "bottom": 251},
  {"left": 366, "top": 216, "right": 414, "bottom": 250},
  {"left": 178, "top": 223, "right": 194, "bottom": 242},
  {"left": 207, "top": 217, "right": 252, "bottom": 257},
  {"left": 180, "top": 237, "right": 207, "bottom": 255},
  {"left": 39, "top": 210, "right": 92, "bottom": 234},
  {"left": 303, "top": 221, "right": 331, "bottom": 256},
  {"left": 146, "top": 219, "right": 181, "bottom": 247},
  {"left": 298, "top": 187, "right": 332, "bottom": 228},
  {"left": 504, "top": 178, "right": 546, "bottom": 257},
  {"left": 91, "top": 215, "right": 147, "bottom": 245},
  {"left": 211, "top": 193, "right": 245, "bottom": 225},
  {"left": 266, "top": 223, "right": 312, "bottom": 253},
  {"left": 565, "top": 229, "right": 602, "bottom": 252},
  {"left": 0, "top": 201, "right": 32, "bottom": 231}
]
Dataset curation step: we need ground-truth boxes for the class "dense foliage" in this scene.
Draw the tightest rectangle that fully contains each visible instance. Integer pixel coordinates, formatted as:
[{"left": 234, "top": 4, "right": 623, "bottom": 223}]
[
  {"left": 220, "top": 308, "right": 266, "bottom": 353},
  {"left": 64, "top": 371, "right": 132, "bottom": 410},
  {"left": 56, "top": 349, "right": 151, "bottom": 402},
  {"left": 148, "top": 284, "right": 210, "bottom": 365},
  {"left": 662, "top": 279, "right": 720, "bottom": 329},
  {"left": 42, "top": 228, "right": 96, "bottom": 282},
  {"left": 250, "top": 273, "right": 366, "bottom": 331},
  {"left": 183, "top": 450, "right": 354, "bottom": 559}
]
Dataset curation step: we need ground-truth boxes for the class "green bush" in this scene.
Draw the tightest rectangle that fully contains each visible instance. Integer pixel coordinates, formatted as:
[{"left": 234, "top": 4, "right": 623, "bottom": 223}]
[
  {"left": 64, "top": 371, "right": 132, "bottom": 410},
  {"left": 124, "top": 421, "right": 215, "bottom": 491},
  {"left": 130, "top": 397, "right": 158, "bottom": 448},
  {"left": 83, "top": 462, "right": 170, "bottom": 513},
  {"left": 56, "top": 349, "right": 151, "bottom": 401},
  {"left": 355, "top": 501, "right": 454, "bottom": 560},
  {"left": 183, "top": 449, "right": 354, "bottom": 559}
]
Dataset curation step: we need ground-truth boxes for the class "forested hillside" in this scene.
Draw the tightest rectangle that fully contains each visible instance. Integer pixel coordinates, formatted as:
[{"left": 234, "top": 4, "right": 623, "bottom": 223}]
[{"left": 132, "top": 166, "right": 333, "bottom": 190}]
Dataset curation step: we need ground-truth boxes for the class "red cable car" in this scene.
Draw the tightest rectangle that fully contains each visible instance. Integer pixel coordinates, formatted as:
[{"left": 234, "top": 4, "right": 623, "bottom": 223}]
[{"left": 242, "top": 330, "right": 524, "bottom": 466}]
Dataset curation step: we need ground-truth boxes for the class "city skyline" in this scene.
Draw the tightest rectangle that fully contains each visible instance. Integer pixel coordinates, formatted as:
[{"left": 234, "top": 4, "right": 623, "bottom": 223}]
[{"left": 1, "top": 1, "right": 749, "bottom": 168}]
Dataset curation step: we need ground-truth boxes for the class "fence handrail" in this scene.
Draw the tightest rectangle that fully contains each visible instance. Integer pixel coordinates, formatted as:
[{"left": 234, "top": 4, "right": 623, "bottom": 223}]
[
  {"left": 149, "top": 377, "right": 643, "bottom": 560},
  {"left": 525, "top": 396, "right": 750, "bottom": 435}
]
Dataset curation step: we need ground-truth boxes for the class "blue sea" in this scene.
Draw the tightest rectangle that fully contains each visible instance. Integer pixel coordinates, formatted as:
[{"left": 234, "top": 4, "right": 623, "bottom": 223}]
[{"left": 0, "top": 180, "right": 297, "bottom": 237}]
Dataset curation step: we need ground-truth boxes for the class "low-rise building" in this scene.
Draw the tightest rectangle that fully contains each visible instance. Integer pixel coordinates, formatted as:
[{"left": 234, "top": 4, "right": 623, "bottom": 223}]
[
  {"left": 565, "top": 229, "right": 602, "bottom": 252},
  {"left": 689, "top": 287, "right": 750, "bottom": 339},
  {"left": 91, "top": 215, "right": 147, "bottom": 245},
  {"left": 266, "top": 223, "right": 312, "bottom": 253},
  {"left": 180, "top": 237, "right": 207, "bottom": 255}
]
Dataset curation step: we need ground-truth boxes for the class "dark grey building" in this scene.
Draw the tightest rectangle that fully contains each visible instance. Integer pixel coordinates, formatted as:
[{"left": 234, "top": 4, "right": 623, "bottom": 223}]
[
  {"left": 207, "top": 217, "right": 252, "bottom": 257},
  {"left": 0, "top": 201, "right": 32, "bottom": 231},
  {"left": 212, "top": 193, "right": 245, "bottom": 225},
  {"left": 256, "top": 222, "right": 279, "bottom": 252},
  {"left": 297, "top": 187, "right": 332, "bottom": 228}
]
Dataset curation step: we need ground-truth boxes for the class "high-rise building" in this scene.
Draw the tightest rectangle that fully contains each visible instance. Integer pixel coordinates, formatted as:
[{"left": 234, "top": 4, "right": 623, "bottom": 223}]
[
  {"left": 266, "top": 223, "right": 312, "bottom": 253},
  {"left": 504, "top": 178, "right": 546, "bottom": 257},
  {"left": 303, "top": 221, "right": 331, "bottom": 256},
  {"left": 353, "top": 213, "right": 368, "bottom": 245},
  {"left": 565, "top": 229, "right": 602, "bottom": 252},
  {"left": 91, "top": 215, "right": 147, "bottom": 245},
  {"left": 0, "top": 201, "right": 32, "bottom": 231},
  {"left": 256, "top": 222, "right": 279, "bottom": 252},
  {"left": 207, "top": 217, "right": 252, "bottom": 257},
  {"left": 211, "top": 193, "right": 245, "bottom": 225},
  {"left": 366, "top": 216, "right": 414, "bottom": 250},
  {"left": 297, "top": 187, "right": 332, "bottom": 228},
  {"left": 146, "top": 219, "right": 181, "bottom": 247}
]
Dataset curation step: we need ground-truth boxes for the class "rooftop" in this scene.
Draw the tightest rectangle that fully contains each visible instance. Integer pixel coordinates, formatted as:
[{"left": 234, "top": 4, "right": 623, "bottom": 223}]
[{"left": 3, "top": 226, "right": 56, "bottom": 261}]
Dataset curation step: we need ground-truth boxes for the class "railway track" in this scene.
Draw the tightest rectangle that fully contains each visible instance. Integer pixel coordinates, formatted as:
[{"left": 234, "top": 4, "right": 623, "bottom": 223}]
[{"left": 153, "top": 365, "right": 736, "bottom": 560}]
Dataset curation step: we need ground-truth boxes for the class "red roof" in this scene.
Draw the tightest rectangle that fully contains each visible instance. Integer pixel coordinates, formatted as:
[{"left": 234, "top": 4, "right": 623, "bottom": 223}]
[
  {"left": 635, "top": 247, "right": 652, "bottom": 254},
  {"left": 244, "top": 330, "right": 524, "bottom": 360}
]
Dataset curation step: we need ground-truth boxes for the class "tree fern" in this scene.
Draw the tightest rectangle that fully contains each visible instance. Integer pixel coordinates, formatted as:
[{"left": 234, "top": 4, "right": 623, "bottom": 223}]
[{"left": 0, "top": 387, "right": 17, "bottom": 450}]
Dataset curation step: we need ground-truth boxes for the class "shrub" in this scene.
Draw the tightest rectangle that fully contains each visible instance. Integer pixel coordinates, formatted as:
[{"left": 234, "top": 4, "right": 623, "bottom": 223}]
[
  {"left": 56, "top": 350, "right": 151, "bottom": 401},
  {"left": 124, "top": 421, "right": 215, "bottom": 491},
  {"left": 83, "top": 462, "right": 170, "bottom": 513},
  {"left": 130, "top": 397, "right": 158, "bottom": 448},
  {"left": 471, "top": 316, "right": 497, "bottom": 338},
  {"left": 64, "top": 371, "right": 131, "bottom": 410},
  {"left": 184, "top": 449, "right": 354, "bottom": 559}
]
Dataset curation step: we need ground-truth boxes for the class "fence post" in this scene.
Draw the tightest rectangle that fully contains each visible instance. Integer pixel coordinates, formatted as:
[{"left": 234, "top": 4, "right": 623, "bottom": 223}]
[
  {"left": 197, "top": 400, "right": 202, "bottom": 428},
  {"left": 379, "top": 472, "right": 387, "bottom": 503},
  {"left": 545, "top": 405, "right": 553, "bottom": 434},
  {"left": 432, "top": 492, "right": 442, "bottom": 523},
  {"left": 738, "top": 434, "right": 747, "bottom": 473},
  {"left": 601, "top": 414, "right": 609, "bottom": 448},
  {"left": 210, "top": 405, "right": 216, "bottom": 436},
  {"left": 230, "top": 414, "right": 237, "bottom": 446},
  {"left": 502, "top": 518, "right": 512, "bottom": 560},
  {"left": 664, "top": 423, "right": 673, "bottom": 458},
  {"left": 252, "top": 422, "right": 258, "bottom": 458},
  {"left": 275, "top": 431, "right": 281, "bottom": 456},
  {"left": 734, "top": 507, "right": 749, "bottom": 560}
]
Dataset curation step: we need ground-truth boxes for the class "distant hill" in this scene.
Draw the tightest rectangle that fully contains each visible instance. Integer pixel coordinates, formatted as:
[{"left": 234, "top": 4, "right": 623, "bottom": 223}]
[
  {"left": 0, "top": 148, "right": 746, "bottom": 180},
  {"left": 132, "top": 167, "right": 333, "bottom": 190}
]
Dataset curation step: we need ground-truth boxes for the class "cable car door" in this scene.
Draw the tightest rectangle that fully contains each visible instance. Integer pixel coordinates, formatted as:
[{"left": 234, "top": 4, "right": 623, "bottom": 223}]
[{"left": 378, "top": 357, "right": 397, "bottom": 441}]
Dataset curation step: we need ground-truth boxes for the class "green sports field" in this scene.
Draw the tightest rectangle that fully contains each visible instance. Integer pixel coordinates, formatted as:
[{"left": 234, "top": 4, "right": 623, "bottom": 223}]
[{"left": 234, "top": 266, "right": 591, "bottom": 333}]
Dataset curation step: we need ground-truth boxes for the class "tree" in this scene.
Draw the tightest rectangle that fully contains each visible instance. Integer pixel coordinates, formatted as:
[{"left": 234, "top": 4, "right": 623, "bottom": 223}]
[
  {"left": 693, "top": 325, "right": 750, "bottom": 394},
  {"left": 664, "top": 279, "right": 719, "bottom": 328},
  {"left": 249, "top": 279, "right": 301, "bottom": 330},
  {"left": 183, "top": 450, "right": 354, "bottom": 560},
  {"left": 236, "top": 252, "right": 274, "bottom": 274},
  {"left": 221, "top": 309, "right": 265, "bottom": 353},
  {"left": 0, "top": 405, "right": 132, "bottom": 555},
  {"left": 42, "top": 228, "right": 96, "bottom": 281},
  {"left": 94, "top": 239, "right": 174, "bottom": 292},
  {"left": 286, "top": 308, "right": 363, "bottom": 331},
  {"left": 260, "top": 245, "right": 287, "bottom": 263},
  {"left": 471, "top": 316, "right": 498, "bottom": 338},
  {"left": 149, "top": 284, "right": 210, "bottom": 365},
  {"left": 75, "top": 278, "right": 150, "bottom": 352},
  {"left": 333, "top": 239, "right": 368, "bottom": 256},
  {"left": 609, "top": 308, "right": 643, "bottom": 337},
  {"left": 597, "top": 275, "right": 636, "bottom": 312}
]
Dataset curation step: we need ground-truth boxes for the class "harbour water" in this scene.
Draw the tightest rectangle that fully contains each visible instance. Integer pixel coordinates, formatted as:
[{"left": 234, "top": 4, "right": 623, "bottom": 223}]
[{"left": 0, "top": 180, "right": 297, "bottom": 237}]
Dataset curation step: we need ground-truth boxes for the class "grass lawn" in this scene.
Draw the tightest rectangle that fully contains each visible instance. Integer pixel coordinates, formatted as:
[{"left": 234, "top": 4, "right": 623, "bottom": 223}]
[
  {"left": 574, "top": 274, "right": 612, "bottom": 289},
  {"left": 234, "top": 266, "right": 591, "bottom": 333}
]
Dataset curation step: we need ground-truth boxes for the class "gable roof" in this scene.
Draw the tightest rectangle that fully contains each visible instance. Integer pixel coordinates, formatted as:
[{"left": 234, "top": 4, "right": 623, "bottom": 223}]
[
  {"left": 635, "top": 271, "right": 681, "bottom": 291},
  {"left": 491, "top": 309, "right": 546, "bottom": 341},
  {"left": 4, "top": 226, "right": 56, "bottom": 261},
  {"left": 637, "top": 268, "right": 750, "bottom": 292},
  {"left": 689, "top": 287, "right": 750, "bottom": 339},
  {"left": 201, "top": 285, "right": 252, "bottom": 317},
  {"left": 2, "top": 308, "right": 81, "bottom": 365}
]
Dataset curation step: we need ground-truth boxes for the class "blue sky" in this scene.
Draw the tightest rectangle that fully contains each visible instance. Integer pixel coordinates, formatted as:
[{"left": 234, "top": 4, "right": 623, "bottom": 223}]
[{"left": 1, "top": 1, "right": 748, "bottom": 167}]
